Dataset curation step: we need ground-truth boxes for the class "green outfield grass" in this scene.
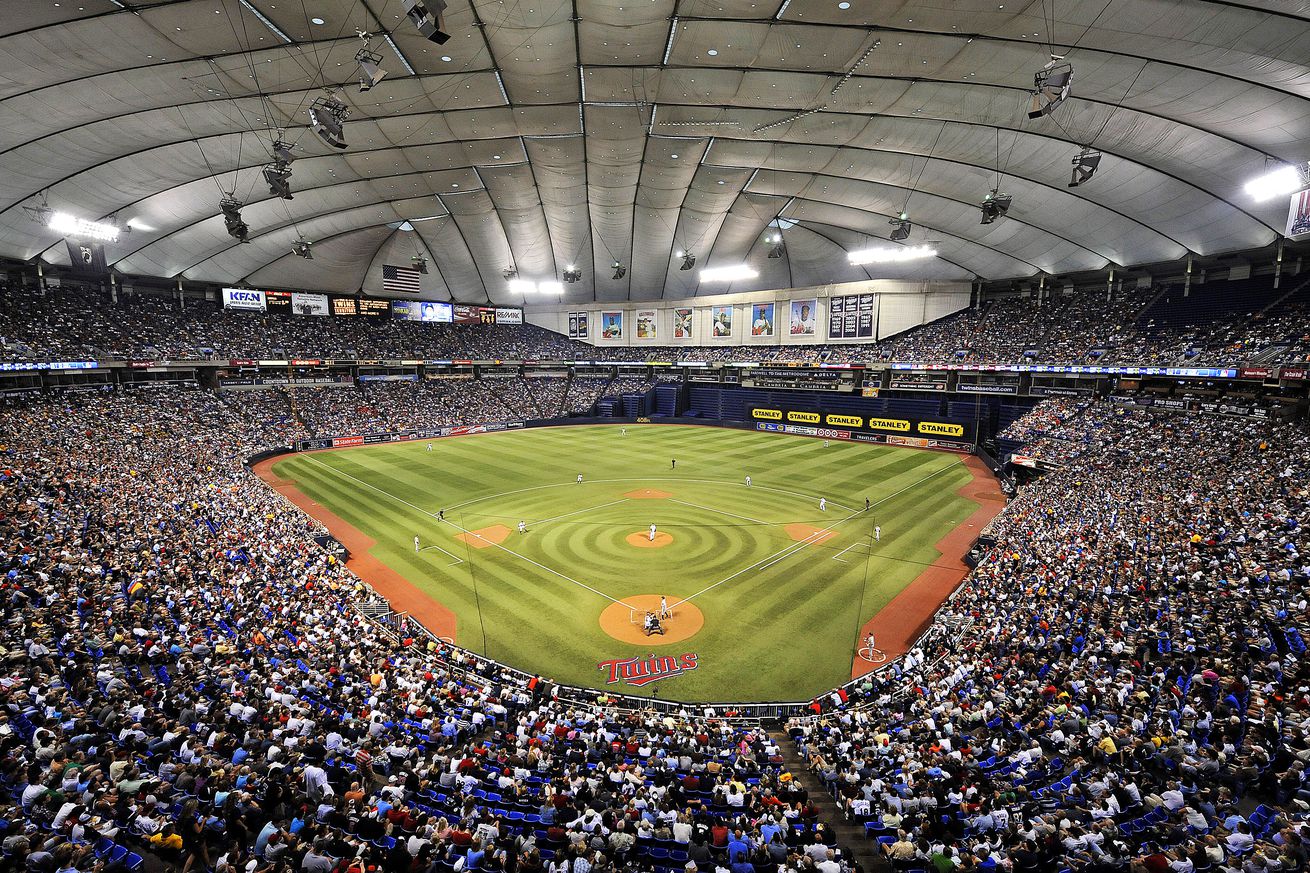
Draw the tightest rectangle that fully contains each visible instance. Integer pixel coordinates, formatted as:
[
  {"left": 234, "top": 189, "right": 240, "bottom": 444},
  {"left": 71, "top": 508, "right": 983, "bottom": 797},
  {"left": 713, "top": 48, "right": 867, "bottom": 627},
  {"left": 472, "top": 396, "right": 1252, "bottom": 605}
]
[{"left": 271, "top": 425, "right": 978, "bottom": 701}]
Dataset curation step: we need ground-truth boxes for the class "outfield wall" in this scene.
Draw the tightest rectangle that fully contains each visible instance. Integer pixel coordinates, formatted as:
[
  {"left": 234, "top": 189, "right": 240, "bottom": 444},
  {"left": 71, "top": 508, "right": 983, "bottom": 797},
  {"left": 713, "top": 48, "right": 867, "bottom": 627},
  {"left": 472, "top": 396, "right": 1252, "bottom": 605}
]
[{"left": 294, "top": 413, "right": 977, "bottom": 453}]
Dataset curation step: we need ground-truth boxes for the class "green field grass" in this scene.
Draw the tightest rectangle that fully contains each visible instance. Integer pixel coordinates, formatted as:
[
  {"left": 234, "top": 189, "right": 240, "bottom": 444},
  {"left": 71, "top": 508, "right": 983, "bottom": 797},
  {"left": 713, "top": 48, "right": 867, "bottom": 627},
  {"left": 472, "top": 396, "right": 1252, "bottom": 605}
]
[{"left": 271, "top": 425, "right": 978, "bottom": 702}]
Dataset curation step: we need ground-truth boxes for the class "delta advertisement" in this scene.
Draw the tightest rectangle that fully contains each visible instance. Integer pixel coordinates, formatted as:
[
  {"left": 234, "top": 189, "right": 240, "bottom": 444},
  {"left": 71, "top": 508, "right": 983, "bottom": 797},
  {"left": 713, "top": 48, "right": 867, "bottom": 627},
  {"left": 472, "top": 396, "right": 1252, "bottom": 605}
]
[{"left": 750, "top": 406, "right": 974, "bottom": 446}]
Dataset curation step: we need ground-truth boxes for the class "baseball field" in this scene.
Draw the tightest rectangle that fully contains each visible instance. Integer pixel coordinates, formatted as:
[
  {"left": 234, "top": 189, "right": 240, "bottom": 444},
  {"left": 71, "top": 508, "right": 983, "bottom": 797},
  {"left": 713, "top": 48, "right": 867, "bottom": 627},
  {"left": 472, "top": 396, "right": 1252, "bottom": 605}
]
[{"left": 267, "top": 424, "right": 987, "bottom": 702}]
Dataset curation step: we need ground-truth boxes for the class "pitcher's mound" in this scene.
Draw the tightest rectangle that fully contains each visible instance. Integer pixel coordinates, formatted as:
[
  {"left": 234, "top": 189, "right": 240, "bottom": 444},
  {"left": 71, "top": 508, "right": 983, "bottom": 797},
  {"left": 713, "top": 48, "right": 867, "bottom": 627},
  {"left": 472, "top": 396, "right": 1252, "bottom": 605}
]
[
  {"left": 455, "top": 525, "right": 510, "bottom": 549},
  {"left": 785, "top": 523, "right": 837, "bottom": 544},
  {"left": 627, "top": 531, "right": 674, "bottom": 548},
  {"left": 624, "top": 488, "right": 673, "bottom": 499},
  {"left": 599, "top": 594, "right": 704, "bottom": 644}
]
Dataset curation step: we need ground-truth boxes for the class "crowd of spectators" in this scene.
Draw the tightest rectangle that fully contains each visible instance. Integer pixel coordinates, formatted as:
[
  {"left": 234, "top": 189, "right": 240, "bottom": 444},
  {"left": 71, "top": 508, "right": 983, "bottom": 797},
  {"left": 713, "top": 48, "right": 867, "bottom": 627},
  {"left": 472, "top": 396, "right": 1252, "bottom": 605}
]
[
  {"left": 245, "top": 375, "right": 662, "bottom": 439},
  {"left": 792, "top": 402, "right": 1310, "bottom": 872},
  {"left": 997, "top": 397, "right": 1092, "bottom": 444},
  {"left": 0, "top": 385, "right": 874, "bottom": 873},
  {"left": 2, "top": 278, "right": 1310, "bottom": 873},
  {"left": 2, "top": 280, "right": 1307, "bottom": 367}
]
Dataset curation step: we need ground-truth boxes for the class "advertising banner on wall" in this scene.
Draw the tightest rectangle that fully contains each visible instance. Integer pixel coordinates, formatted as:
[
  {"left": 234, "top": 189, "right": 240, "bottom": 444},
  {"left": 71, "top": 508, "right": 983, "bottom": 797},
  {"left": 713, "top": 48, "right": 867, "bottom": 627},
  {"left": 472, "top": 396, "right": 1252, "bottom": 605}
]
[
  {"left": 750, "top": 406, "right": 973, "bottom": 442},
  {"left": 495, "top": 308, "right": 523, "bottom": 325},
  {"left": 789, "top": 298, "right": 817, "bottom": 336},
  {"left": 711, "top": 305, "right": 733, "bottom": 338},
  {"left": 291, "top": 292, "right": 329, "bottom": 316},
  {"left": 601, "top": 311, "right": 623, "bottom": 339},
  {"left": 750, "top": 303, "right": 775, "bottom": 337},
  {"left": 636, "top": 309, "right": 657, "bottom": 339},
  {"left": 673, "top": 308, "right": 693, "bottom": 339},
  {"left": 391, "top": 300, "right": 453, "bottom": 322},
  {"left": 453, "top": 304, "right": 492, "bottom": 324},
  {"left": 222, "top": 288, "right": 266, "bottom": 311}
]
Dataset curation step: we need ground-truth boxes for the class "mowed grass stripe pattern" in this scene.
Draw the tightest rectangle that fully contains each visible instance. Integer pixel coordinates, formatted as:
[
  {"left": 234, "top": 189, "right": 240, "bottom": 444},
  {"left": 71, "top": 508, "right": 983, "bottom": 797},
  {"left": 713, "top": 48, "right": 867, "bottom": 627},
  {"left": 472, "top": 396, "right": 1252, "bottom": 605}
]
[{"left": 273, "top": 425, "right": 977, "bottom": 701}]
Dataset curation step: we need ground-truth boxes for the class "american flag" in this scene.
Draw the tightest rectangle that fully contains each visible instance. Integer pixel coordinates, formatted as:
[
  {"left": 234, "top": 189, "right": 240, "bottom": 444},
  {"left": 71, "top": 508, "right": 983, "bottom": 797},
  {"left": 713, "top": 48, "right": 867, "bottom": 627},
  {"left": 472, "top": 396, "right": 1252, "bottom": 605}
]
[{"left": 382, "top": 264, "right": 422, "bottom": 294}]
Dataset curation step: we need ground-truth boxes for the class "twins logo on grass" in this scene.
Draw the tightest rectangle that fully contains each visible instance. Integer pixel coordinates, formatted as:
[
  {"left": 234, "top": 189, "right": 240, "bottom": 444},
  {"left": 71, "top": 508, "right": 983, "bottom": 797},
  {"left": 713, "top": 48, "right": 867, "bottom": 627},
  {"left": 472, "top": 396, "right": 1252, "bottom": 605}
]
[{"left": 598, "top": 653, "right": 698, "bottom": 687}]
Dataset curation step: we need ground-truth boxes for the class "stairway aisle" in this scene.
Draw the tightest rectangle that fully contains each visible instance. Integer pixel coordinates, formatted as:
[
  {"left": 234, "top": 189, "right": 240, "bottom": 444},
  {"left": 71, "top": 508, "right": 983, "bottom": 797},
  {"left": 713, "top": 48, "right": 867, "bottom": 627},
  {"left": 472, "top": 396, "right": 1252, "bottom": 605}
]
[{"left": 769, "top": 728, "right": 887, "bottom": 873}]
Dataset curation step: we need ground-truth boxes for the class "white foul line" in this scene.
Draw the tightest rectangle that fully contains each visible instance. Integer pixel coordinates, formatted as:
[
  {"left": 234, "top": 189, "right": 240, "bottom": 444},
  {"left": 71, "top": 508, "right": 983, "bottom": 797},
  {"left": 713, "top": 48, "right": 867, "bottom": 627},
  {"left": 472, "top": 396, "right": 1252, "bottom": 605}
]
[
  {"left": 831, "top": 541, "right": 873, "bottom": 563},
  {"left": 670, "top": 462, "right": 962, "bottom": 608},
  {"left": 667, "top": 498, "right": 773, "bottom": 526},
  {"left": 299, "top": 455, "right": 634, "bottom": 608},
  {"left": 298, "top": 455, "right": 466, "bottom": 564},
  {"left": 668, "top": 509, "right": 862, "bottom": 609},
  {"left": 531, "top": 498, "right": 630, "bottom": 527}
]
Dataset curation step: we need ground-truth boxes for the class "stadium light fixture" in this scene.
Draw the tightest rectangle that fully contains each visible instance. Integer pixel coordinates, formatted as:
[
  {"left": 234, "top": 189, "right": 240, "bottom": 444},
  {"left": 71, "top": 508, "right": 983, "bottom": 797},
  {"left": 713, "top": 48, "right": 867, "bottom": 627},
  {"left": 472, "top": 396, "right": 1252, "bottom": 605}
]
[
  {"left": 271, "top": 140, "right": 295, "bottom": 164},
  {"left": 848, "top": 244, "right": 937, "bottom": 265},
  {"left": 291, "top": 239, "right": 313, "bottom": 259},
  {"left": 356, "top": 48, "right": 388, "bottom": 92},
  {"left": 402, "top": 0, "right": 450, "bottom": 44},
  {"left": 1244, "top": 162, "right": 1310, "bottom": 202},
  {"left": 611, "top": 261, "right": 627, "bottom": 279},
  {"left": 1068, "top": 148, "right": 1102, "bottom": 188},
  {"left": 678, "top": 251, "right": 696, "bottom": 271},
  {"left": 48, "top": 212, "right": 121, "bottom": 242},
  {"left": 563, "top": 266, "right": 582, "bottom": 283},
  {"left": 1028, "top": 57, "right": 1073, "bottom": 119},
  {"left": 980, "top": 189, "right": 1012, "bottom": 224},
  {"left": 262, "top": 162, "right": 293, "bottom": 199},
  {"left": 308, "top": 95, "right": 350, "bottom": 150},
  {"left": 765, "top": 232, "right": 785, "bottom": 258},
  {"left": 889, "top": 214, "right": 912, "bottom": 241},
  {"left": 219, "top": 196, "right": 250, "bottom": 243},
  {"left": 502, "top": 267, "right": 518, "bottom": 280},
  {"left": 509, "top": 278, "right": 567, "bottom": 294},
  {"left": 411, "top": 256, "right": 429, "bottom": 275},
  {"left": 700, "top": 264, "right": 758, "bottom": 283}
]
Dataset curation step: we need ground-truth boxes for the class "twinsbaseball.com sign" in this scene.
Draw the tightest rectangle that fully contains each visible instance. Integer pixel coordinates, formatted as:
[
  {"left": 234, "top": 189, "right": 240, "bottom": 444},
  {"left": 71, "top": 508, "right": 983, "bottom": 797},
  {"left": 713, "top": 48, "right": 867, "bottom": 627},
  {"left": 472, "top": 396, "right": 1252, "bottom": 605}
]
[{"left": 597, "top": 653, "right": 698, "bottom": 687}]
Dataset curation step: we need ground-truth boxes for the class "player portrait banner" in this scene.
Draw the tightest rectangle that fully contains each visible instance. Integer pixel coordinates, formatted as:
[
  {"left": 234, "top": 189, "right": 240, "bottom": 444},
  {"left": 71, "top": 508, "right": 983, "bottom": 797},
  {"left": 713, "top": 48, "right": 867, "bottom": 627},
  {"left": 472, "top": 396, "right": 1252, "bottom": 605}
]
[
  {"left": 1288, "top": 189, "right": 1310, "bottom": 239},
  {"left": 636, "top": 309, "right": 658, "bottom": 339},
  {"left": 711, "top": 305, "right": 733, "bottom": 338},
  {"left": 789, "top": 298, "right": 818, "bottom": 336},
  {"left": 600, "top": 311, "right": 623, "bottom": 339},
  {"left": 291, "top": 292, "right": 329, "bottom": 316},
  {"left": 673, "top": 307, "right": 693, "bottom": 339},
  {"left": 751, "top": 303, "right": 775, "bottom": 337},
  {"left": 828, "top": 293, "right": 876, "bottom": 339},
  {"left": 222, "top": 288, "right": 266, "bottom": 311}
]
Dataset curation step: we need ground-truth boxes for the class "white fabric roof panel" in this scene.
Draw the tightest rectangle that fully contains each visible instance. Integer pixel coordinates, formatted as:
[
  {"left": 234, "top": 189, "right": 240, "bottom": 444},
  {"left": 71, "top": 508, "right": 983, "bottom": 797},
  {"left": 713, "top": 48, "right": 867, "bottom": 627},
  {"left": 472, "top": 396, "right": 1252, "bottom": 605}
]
[{"left": 1, "top": 0, "right": 1306, "bottom": 299}]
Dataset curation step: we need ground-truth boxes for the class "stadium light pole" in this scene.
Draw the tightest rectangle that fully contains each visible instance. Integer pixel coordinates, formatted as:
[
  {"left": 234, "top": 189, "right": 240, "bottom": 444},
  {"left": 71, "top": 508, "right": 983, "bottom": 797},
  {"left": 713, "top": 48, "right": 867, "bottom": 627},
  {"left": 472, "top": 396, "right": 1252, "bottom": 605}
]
[{"left": 459, "top": 511, "right": 491, "bottom": 656}]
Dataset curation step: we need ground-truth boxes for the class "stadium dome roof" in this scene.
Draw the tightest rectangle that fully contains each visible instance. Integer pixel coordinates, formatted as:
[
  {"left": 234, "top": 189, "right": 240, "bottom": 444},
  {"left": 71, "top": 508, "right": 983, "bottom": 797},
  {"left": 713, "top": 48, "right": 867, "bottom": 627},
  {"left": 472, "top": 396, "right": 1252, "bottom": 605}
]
[{"left": 0, "top": 0, "right": 1304, "bottom": 303}]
